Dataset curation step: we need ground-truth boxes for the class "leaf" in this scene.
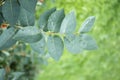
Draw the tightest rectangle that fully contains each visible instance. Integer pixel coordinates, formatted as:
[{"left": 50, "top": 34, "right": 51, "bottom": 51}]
[
  {"left": 64, "top": 33, "right": 84, "bottom": 54},
  {"left": 79, "top": 16, "right": 95, "bottom": 33},
  {"left": 0, "top": 39, "right": 17, "bottom": 50},
  {"left": 47, "top": 9, "right": 65, "bottom": 32},
  {"left": 2, "top": 0, "right": 20, "bottom": 26},
  {"left": 81, "top": 34, "right": 98, "bottom": 50},
  {"left": 60, "top": 11, "right": 76, "bottom": 34},
  {"left": 0, "top": 69, "right": 5, "bottom": 80},
  {"left": 18, "top": 0, "right": 37, "bottom": 13},
  {"left": 13, "top": 26, "right": 42, "bottom": 43},
  {"left": 18, "top": 7, "right": 35, "bottom": 26},
  {"left": 0, "top": 27, "right": 16, "bottom": 50},
  {"left": 30, "top": 37, "right": 46, "bottom": 54},
  {"left": 47, "top": 36, "right": 64, "bottom": 61},
  {"left": 38, "top": 7, "right": 56, "bottom": 30}
]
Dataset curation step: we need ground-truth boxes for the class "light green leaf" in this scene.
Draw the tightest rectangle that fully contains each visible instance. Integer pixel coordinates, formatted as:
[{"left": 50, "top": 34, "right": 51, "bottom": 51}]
[
  {"left": 47, "top": 36, "right": 64, "bottom": 61},
  {"left": 38, "top": 7, "right": 56, "bottom": 30},
  {"left": 13, "top": 26, "right": 42, "bottom": 43},
  {"left": 30, "top": 37, "right": 46, "bottom": 54},
  {"left": 79, "top": 16, "right": 95, "bottom": 33},
  {"left": 64, "top": 33, "right": 84, "bottom": 54},
  {"left": 47, "top": 9, "right": 65, "bottom": 32},
  {"left": 18, "top": 0, "right": 37, "bottom": 13},
  {"left": 2, "top": 0, "right": 20, "bottom": 26},
  {"left": 81, "top": 34, "right": 98, "bottom": 50},
  {"left": 0, "top": 27, "right": 16, "bottom": 50},
  {"left": 18, "top": 7, "right": 35, "bottom": 26},
  {"left": 60, "top": 11, "right": 76, "bottom": 34}
]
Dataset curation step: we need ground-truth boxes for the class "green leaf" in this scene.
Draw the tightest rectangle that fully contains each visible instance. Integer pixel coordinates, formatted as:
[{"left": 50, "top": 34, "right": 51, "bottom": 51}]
[
  {"left": 64, "top": 33, "right": 84, "bottom": 54},
  {"left": 60, "top": 11, "right": 76, "bottom": 34},
  {"left": 18, "top": 7, "right": 35, "bottom": 26},
  {"left": 38, "top": 7, "right": 56, "bottom": 30},
  {"left": 0, "top": 39, "right": 16, "bottom": 50},
  {"left": 81, "top": 34, "right": 98, "bottom": 50},
  {"left": 0, "top": 27, "right": 16, "bottom": 50},
  {"left": 79, "top": 16, "right": 95, "bottom": 33},
  {"left": 13, "top": 26, "right": 42, "bottom": 43},
  {"left": 47, "top": 36, "right": 64, "bottom": 61},
  {"left": 2, "top": 0, "right": 20, "bottom": 26},
  {"left": 47, "top": 9, "right": 65, "bottom": 32},
  {"left": 30, "top": 37, "right": 46, "bottom": 54},
  {"left": 18, "top": 0, "right": 37, "bottom": 13},
  {"left": 0, "top": 69, "right": 5, "bottom": 80}
]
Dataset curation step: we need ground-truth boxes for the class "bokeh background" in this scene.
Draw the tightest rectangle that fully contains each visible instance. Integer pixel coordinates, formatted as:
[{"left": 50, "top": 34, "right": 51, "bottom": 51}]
[{"left": 35, "top": 0, "right": 120, "bottom": 80}]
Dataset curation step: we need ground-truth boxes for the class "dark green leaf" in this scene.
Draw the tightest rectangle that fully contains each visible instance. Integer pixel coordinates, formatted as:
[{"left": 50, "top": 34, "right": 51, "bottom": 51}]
[
  {"left": 30, "top": 37, "right": 46, "bottom": 54},
  {"left": 64, "top": 33, "right": 84, "bottom": 54},
  {"left": 0, "top": 27, "right": 16, "bottom": 50},
  {"left": 2, "top": 0, "right": 20, "bottom": 26},
  {"left": 38, "top": 7, "right": 56, "bottom": 30},
  {"left": 18, "top": 7, "right": 35, "bottom": 26},
  {"left": 18, "top": 0, "right": 37, "bottom": 13},
  {"left": 13, "top": 26, "right": 42, "bottom": 43},
  {"left": 60, "top": 11, "right": 76, "bottom": 34},
  {"left": 79, "top": 16, "right": 95, "bottom": 33},
  {"left": 47, "top": 9, "right": 65, "bottom": 32},
  {"left": 47, "top": 36, "right": 64, "bottom": 61}
]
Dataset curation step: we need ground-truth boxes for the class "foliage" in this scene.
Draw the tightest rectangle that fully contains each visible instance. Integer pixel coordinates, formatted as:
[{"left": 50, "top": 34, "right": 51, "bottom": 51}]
[
  {"left": 36, "top": 0, "right": 120, "bottom": 80},
  {"left": 0, "top": 0, "right": 98, "bottom": 80}
]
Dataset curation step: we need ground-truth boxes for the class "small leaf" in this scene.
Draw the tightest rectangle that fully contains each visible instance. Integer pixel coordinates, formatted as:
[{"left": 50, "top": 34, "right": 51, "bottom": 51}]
[
  {"left": 18, "top": 7, "right": 35, "bottom": 26},
  {"left": 60, "top": 11, "right": 76, "bottom": 34},
  {"left": 47, "top": 9, "right": 65, "bottom": 32},
  {"left": 0, "top": 27, "right": 16, "bottom": 49},
  {"left": 81, "top": 34, "right": 98, "bottom": 50},
  {"left": 30, "top": 37, "right": 46, "bottom": 54},
  {"left": 18, "top": 0, "right": 37, "bottom": 13},
  {"left": 13, "top": 26, "right": 42, "bottom": 43},
  {"left": 47, "top": 36, "right": 64, "bottom": 61},
  {"left": 64, "top": 33, "right": 84, "bottom": 54},
  {"left": 38, "top": 7, "right": 56, "bottom": 30},
  {"left": 79, "top": 16, "right": 95, "bottom": 33},
  {"left": 2, "top": 0, "right": 20, "bottom": 26}
]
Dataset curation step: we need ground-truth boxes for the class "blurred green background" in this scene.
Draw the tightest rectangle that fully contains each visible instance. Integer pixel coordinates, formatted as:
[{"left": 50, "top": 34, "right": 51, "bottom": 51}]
[{"left": 35, "top": 0, "right": 120, "bottom": 80}]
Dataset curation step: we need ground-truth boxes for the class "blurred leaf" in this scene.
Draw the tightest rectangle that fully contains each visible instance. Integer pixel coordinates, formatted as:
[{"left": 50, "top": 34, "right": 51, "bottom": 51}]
[
  {"left": 47, "top": 36, "right": 64, "bottom": 61},
  {"left": 2, "top": 0, "right": 20, "bottom": 26},
  {"left": 13, "top": 26, "right": 42, "bottom": 43},
  {"left": 0, "top": 69, "right": 5, "bottom": 80},
  {"left": 18, "top": 7, "right": 35, "bottom": 26},
  {"left": 0, "top": 39, "right": 17, "bottom": 50},
  {"left": 38, "top": 7, "right": 56, "bottom": 30},
  {"left": 60, "top": 11, "right": 76, "bottom": 34},
  {"left": 0, "top": 27, "right": 16, "bottom": 50},
  {"left": 81, "top": 34, "right": 98, "bottom": 50},
  {"left": 47, "top": 9, "right": 65, "bottom": 32},
  {"left": 30, "top": 37, "right": 46, "bottom": 54},
  {"left": 79, "top": 16, "right": 95, "bottom": 33},
  {"left": 18, "top": 0, "right": 37, "bottom": 13},
  {"left": 64, "top": 33, "right": 84, "bottom": 54}
]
